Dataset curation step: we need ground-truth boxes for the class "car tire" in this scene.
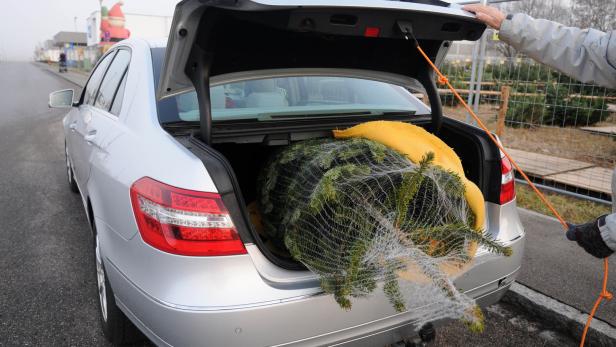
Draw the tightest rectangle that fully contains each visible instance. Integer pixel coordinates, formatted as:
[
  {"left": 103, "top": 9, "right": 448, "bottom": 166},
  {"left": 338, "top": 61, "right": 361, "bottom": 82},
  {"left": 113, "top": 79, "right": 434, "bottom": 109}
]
[
  {"left": 93, "top": 224, "right": 143, "bottom": 345},
  {"left": 65, "top": 145, "right": 79, "bottom": 193}
]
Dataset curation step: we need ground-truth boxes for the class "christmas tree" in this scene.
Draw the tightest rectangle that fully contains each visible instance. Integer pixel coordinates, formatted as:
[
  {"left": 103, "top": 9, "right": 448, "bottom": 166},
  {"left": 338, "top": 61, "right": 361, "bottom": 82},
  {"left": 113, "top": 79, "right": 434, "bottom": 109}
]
[{"left": 257, "top": 137, "right": 510, "bottom": 329}]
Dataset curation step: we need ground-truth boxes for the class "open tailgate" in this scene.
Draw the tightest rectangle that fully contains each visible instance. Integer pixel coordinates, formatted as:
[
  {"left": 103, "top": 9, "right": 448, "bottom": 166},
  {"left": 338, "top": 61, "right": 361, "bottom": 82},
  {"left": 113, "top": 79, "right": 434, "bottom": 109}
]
[{"left": 156, "top": 0, "right": 485, "bottom": 142}]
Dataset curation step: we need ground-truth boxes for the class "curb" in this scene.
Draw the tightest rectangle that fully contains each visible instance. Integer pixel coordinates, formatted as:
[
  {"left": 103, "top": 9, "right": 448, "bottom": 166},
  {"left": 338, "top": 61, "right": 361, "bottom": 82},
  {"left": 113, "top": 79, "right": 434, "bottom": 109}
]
[
  {"left": 34, "top": 63, "right": 86, "bottom": 88},
  {"left": 503, "top": 282, "right": 616, "bottom": 346}
]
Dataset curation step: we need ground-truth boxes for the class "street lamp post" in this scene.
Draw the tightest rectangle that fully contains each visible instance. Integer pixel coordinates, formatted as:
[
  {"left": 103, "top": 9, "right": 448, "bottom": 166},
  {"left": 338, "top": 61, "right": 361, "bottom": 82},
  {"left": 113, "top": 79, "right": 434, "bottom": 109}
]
[
  {"left": 471, "top": 0, "right": 490, "bottom": 119},
  {"left": 462, "top": 0, "right": 521, "bottom": 124}
]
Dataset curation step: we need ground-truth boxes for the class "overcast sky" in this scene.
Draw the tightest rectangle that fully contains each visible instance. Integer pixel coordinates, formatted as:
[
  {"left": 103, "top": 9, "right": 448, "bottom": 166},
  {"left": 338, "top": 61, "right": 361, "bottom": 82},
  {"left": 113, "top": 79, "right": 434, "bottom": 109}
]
[{"left": 0, "top": 0, "right": 178, "bottom": 61}]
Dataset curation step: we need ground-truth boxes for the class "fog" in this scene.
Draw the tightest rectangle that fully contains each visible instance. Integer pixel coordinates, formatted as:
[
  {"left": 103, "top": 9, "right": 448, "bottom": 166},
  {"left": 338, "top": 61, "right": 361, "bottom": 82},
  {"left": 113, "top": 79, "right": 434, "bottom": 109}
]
[{"left": 0, "top": 0, "right": 177, "bottom": 61}]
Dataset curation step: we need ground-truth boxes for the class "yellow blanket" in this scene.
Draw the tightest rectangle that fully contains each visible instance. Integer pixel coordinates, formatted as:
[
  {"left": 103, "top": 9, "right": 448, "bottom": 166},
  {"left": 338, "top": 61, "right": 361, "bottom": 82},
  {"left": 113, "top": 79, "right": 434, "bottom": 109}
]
[{"left": 333, "top": 121, "right": 485, "bottom": 231}]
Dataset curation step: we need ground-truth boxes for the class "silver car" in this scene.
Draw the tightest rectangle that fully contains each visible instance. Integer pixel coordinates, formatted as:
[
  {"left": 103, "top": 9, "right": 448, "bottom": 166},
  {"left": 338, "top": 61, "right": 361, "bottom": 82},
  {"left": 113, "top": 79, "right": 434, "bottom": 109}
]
[{"left": 49, "top": 1, "right": 525, "bottom": 346}]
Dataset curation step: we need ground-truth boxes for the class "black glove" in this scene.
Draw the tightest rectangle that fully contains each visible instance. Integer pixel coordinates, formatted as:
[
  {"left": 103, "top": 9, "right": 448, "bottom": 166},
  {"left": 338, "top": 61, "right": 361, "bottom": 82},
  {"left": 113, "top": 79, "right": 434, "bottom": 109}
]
[{"left": 566, "top": 215, "right": 613, "bottom": 259}]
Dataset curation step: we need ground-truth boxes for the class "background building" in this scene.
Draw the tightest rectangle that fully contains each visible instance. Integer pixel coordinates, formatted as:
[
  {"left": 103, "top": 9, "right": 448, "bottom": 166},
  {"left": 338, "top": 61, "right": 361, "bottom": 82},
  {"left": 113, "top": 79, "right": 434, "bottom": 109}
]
[
  {"left": 36, "top": 1, "right": 171, "bottom": 69},
  {"left": 34, "top": 31, "right": 87, "bottom": 64}
]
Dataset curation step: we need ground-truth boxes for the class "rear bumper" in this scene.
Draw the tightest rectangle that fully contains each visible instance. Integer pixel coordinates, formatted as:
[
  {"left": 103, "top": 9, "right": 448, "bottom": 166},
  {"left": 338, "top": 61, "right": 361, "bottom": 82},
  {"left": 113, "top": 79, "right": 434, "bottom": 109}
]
[
  {"left": 106, "top": 235, "right": 524, "bottom": 347},
  {"left": 119, "top": 284, "right": 514, "bottom": 347}
]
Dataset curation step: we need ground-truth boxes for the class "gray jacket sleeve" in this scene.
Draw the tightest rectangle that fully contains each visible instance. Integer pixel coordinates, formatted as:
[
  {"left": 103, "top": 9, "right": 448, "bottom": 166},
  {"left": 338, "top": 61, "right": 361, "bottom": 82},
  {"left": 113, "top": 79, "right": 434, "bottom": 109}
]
[
  {"left": 600, "top": 168, "right": 616, "bottom": 250},
  {"left": 600, "top": 213, "right": 616, "bottom": 251},
  {"left": 499, "top": 14, "right": 616, "bottom": 89}
]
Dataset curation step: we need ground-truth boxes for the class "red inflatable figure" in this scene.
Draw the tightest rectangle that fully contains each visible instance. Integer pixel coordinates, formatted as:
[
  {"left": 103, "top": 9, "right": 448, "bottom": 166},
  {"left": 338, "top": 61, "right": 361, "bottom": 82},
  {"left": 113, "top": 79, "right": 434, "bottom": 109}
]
[{"left": 100, "top": 1, "right": 130, "bottom": 44}]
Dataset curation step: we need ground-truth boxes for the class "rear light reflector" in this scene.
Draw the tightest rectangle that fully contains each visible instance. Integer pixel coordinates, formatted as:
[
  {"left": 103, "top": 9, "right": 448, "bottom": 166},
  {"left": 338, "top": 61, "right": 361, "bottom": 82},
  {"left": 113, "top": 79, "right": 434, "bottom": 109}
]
[
  {"left": 364, "top": 27, "right": 381, "bottom": 38},
  {"left": 130, "top": 177, "right": 247, "bottom": 256},
  {"left": 500, "top": 155, "right": 516, "bottom": 204}
]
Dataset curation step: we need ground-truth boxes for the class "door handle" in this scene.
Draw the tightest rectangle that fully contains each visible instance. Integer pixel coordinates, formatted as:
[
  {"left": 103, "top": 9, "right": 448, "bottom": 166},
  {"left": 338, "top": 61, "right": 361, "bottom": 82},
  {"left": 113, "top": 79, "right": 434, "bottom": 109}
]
[
  {"left": 69, "top": 122, "right": 77, "bottom": 132},
  {"left": 84, "top": 130, "right": 97, "bottom": 145}
]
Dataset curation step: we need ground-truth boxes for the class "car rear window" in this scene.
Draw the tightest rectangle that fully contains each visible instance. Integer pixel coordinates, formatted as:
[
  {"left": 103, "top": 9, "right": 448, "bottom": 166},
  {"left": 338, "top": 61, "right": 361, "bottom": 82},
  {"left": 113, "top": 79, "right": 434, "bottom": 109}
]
[{"left": 151, "top": 48, "right": 428, "bottom": 124}]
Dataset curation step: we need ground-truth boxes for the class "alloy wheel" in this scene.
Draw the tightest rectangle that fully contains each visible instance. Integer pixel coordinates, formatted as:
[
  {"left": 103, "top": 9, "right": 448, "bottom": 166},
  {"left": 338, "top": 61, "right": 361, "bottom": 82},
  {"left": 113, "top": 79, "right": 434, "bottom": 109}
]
[
  {"left": 95, "top": 235, "right": 108, "bottom": 322},
  {"left": 65, "top": 147, "right": 73, "bottom": 186}
]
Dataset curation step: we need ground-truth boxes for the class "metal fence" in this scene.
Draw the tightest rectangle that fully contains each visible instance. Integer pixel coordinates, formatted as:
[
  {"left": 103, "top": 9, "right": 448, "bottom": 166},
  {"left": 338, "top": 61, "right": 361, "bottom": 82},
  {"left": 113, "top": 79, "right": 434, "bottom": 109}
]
[{"left": 439, "top": 55, "right": 616, "bottom": 204}]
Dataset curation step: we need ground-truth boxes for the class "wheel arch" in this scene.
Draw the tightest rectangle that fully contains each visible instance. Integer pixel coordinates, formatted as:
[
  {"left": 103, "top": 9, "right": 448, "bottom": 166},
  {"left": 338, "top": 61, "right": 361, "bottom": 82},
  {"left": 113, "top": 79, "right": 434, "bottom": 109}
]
[{"left": 87, "top": 197, "right": 95, "bottom": 235}]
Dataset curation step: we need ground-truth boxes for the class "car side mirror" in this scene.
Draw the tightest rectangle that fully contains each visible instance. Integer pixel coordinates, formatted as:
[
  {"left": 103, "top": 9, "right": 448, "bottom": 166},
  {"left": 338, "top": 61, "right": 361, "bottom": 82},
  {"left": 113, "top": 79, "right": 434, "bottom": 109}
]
[{"left": 49, "top": 89, "right": 75, "bottom": 108}]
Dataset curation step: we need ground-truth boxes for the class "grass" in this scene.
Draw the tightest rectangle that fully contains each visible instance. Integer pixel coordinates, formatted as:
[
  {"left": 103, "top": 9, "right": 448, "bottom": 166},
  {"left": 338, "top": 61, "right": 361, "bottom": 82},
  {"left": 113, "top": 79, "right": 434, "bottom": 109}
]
[
  {"left": 441, "top": 103, "right": 613, "bottom": 222},
  {"left": 515, "top": 184, "right": 612, "bottom": 224},
  {"left": 443, "top": 105, "right": 616, "bottom": 168},
  {"left": 501, "top": 126, "right": 615, "bottom": 168}
]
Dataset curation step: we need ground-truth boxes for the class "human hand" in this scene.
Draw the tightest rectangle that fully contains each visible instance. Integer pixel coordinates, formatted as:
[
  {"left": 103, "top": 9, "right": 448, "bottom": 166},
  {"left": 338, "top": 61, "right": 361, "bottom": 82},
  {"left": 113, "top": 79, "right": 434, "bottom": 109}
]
[
  {"left": 462, "top": 4, "right": 507, "bottom": 30},
  {"left": 566, "top": 216, "right": 613, "bottom": 259}
]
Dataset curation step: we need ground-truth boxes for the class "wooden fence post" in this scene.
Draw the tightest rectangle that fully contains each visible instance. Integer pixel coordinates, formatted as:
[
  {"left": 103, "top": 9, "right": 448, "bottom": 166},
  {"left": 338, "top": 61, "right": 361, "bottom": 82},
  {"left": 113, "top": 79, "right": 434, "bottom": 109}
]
[{"left": 497, "top": 86, "right": 511, "bottom": 137}]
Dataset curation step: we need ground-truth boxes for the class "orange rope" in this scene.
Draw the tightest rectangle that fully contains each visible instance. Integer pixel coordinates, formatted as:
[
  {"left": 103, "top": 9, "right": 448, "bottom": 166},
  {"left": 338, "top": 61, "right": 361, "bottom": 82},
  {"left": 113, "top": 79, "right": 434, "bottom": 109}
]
[
  {"left": 413, "top": 42, "right": 611, "bottom": 347},
  {"left": 581, "top": 259, "right": 612, "bottom": 346}
]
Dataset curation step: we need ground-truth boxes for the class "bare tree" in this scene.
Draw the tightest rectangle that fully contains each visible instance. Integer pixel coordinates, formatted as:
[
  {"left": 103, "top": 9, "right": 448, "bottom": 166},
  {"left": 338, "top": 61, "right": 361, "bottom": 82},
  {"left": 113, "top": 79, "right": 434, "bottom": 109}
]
[
  {"left": 572, "top": 0, "right": 616, "bottom": 32},
  {"left": 500, "top": 0, "right": 614, "bottom": 31},
  {"left": 492, "top": 0, "right": 571, "bottom": 59},
  {"left": 512, "top": 0, "right": 571, "bottom": 25}
]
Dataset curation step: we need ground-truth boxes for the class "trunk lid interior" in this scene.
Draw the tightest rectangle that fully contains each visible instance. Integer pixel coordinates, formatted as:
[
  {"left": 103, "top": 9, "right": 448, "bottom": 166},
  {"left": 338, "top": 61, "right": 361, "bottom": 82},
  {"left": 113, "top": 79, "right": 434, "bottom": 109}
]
[
  {"left": 157, "top": 0, "right": 485, "bottom": 141},
  {"left": 155, "top": 1, "right": 499, "bottom": 277}
]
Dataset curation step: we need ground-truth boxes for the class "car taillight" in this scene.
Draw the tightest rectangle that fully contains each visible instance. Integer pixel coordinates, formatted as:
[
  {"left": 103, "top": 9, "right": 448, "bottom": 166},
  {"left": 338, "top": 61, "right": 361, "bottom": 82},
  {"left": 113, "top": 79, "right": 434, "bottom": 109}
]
[
  {"left": 129, "top": 177, "right": 246, "bottom": 256},
  {"left": 500, "top": 155, "right": 516, "bottom": 204},
  {"left": 225, "top": 96, "right": 236, "bottom": 108}
]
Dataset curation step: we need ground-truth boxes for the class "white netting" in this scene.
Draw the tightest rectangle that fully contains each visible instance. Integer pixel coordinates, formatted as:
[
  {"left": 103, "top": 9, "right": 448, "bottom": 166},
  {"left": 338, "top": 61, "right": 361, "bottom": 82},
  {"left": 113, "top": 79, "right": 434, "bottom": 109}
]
[{"left": 257, "top": 138, "right": 511, "bottom": 330}]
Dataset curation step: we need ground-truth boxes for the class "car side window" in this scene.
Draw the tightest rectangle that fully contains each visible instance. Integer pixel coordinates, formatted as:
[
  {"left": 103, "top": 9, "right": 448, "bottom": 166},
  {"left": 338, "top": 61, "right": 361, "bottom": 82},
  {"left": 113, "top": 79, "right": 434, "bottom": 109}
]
[
  {"left": 95, "top": 50, "right": 131, "bottom": 114},
  {"left": 110, "top": 71, "right": 128, "bottom": 116},
  {"left": 83, "top": 52, "right": 116, "bottom": 105}
]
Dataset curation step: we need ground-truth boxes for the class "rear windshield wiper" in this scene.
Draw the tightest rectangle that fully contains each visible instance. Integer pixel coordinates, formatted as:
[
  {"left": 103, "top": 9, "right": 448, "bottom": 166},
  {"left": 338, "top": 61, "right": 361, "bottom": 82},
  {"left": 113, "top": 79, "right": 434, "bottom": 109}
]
[
  {"left": 259, "top": 110, "right": 416, "bottom": 121},
  {"left": 381, "top": 111, "right": 419, "bottom": 116},
  {"left": 161, "top": 111, "right": 419, "bottom": 128},
  {"left": 161, "top": 120, "right": 199, "bottom": 128},
  {"left": 267, "top": 111, "right": 371, "bottom": 120},
  {"left": 160, "top": 121, "right": 201, "bottom": 135}
]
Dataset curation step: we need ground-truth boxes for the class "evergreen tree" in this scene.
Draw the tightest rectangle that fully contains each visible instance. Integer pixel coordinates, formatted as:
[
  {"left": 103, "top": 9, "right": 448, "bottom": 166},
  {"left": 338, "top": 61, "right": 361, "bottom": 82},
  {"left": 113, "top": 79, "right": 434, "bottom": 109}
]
[{"left": 258, "top": 138, "right": 511, "bottom": 319}]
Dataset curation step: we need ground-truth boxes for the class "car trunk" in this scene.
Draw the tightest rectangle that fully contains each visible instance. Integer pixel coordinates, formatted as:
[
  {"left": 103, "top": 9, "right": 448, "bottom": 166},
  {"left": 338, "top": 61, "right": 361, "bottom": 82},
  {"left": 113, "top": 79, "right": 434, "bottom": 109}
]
[
  {"left": 157, "top": 0, "right": 496, "bottom": 270},
  {"left": 185, "top": 116, "right": 501, "bottom": 270}
]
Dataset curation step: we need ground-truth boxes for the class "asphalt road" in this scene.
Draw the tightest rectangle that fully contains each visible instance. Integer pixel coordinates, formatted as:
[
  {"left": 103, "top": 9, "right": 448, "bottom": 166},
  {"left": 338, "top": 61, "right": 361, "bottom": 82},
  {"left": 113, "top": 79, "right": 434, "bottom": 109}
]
[
  {"left": 0, "top": 62, "right": 113, "bottom": 346},
  {"left": 516, "top": 208, "right": 616, "bottom": 326},
  {"left": 0, "top": 62, "right": 561, "bottom": 346},
  {"left": 435, "top": 301, "right": 576, "bottom": 346}
]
